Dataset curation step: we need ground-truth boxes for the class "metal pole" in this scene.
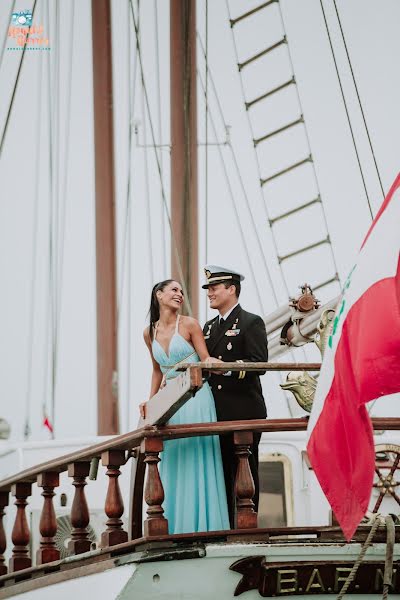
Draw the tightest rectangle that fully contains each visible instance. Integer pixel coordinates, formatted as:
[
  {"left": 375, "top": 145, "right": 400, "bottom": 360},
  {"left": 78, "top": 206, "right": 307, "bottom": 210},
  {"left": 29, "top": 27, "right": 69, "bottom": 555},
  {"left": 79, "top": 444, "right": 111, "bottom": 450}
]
[
  {"left": 91, "top": 0, "right": 119, "bottom": 435},
  {"left": 170, "top": 0, "right": 199, "bottom": 318}
]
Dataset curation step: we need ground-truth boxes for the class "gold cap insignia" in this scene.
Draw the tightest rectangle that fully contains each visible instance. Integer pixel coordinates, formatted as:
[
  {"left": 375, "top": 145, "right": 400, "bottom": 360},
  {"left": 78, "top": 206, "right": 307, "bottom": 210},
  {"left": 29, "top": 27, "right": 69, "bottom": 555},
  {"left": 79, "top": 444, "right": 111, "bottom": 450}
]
[{"left": 205, "top": 269, "right": 211, "bottom": 279}]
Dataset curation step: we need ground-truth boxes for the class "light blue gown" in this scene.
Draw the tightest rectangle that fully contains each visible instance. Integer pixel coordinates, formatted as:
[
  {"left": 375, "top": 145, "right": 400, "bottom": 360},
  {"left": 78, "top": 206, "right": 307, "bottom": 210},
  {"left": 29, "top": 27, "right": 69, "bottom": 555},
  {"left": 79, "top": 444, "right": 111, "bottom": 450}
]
[{"left": 152, "top": 316, "right": 230, "bottom": 534}]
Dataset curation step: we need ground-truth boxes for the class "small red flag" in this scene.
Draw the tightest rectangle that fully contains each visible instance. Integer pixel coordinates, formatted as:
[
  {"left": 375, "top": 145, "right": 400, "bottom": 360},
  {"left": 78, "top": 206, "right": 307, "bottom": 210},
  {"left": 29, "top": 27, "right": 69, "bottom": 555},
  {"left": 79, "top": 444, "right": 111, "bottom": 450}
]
[{"left": 43, "top": 415, "right": 53, "bottom": 433}]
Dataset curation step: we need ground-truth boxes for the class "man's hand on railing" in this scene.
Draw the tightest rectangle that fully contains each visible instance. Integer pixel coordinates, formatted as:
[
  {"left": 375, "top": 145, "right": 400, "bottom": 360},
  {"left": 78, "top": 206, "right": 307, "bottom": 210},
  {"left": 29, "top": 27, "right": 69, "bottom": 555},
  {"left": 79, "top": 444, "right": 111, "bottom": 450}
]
[{"left": 205, "top": 356, "right": 227, "bottom": 375}]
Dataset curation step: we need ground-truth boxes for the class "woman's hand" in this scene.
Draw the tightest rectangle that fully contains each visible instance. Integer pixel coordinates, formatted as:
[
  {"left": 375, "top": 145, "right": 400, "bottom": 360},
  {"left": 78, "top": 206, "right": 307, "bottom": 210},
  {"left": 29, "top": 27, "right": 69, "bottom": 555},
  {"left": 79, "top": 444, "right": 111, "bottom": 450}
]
[{"left": 139, "top": 402, "right": 147, "bottom": 419}]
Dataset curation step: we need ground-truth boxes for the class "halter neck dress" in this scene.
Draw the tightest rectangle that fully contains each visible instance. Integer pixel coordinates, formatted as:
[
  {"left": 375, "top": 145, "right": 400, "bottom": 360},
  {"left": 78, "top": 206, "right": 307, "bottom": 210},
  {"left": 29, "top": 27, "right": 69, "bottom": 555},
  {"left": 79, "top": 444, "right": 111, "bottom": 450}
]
[{"left": 152, "top": 315, "right": 229, "bottom": 533}]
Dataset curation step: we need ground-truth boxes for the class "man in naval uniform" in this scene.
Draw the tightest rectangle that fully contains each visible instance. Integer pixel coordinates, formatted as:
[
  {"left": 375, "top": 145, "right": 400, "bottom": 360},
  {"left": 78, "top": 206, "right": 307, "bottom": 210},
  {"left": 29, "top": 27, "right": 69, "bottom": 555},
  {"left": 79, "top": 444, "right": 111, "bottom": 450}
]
[{"left": 202, "top": 265, "right": 268, "bottom": 526}]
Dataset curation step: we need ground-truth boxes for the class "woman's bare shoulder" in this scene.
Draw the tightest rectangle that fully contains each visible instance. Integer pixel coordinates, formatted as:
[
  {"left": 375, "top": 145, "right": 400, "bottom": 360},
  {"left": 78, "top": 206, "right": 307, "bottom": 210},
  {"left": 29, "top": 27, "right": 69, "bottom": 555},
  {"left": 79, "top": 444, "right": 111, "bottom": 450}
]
[
  {"left": 180, "top": 315, "right": 201, "bottom": 331},
  {"left": 180, "top": 315, "right": 198, "bottom": 325},
  {"left": 143, "top": 326, "right": 151, "bottom": 343}
]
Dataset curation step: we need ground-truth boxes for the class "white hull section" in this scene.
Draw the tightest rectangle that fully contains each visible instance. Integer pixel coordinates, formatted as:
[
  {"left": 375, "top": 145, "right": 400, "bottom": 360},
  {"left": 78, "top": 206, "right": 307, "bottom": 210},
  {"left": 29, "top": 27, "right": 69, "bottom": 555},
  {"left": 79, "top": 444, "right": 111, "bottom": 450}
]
[
  {"left": 4, "top": 541, "right": 397, "bottom": 599},
  {"left": 8, "top": 565, "right": 135, "bottom": 600}
]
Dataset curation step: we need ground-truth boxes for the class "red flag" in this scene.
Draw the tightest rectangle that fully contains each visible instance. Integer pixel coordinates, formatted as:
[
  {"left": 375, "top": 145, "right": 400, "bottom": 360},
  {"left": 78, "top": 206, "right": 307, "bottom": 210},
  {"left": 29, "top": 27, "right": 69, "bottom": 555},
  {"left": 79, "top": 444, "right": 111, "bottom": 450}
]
[
  {"left": 307, "top": 173, "right": 400, "bottom": 540},
  {"left": 43, "top": 414, "right": 53, "bottom": 434}
]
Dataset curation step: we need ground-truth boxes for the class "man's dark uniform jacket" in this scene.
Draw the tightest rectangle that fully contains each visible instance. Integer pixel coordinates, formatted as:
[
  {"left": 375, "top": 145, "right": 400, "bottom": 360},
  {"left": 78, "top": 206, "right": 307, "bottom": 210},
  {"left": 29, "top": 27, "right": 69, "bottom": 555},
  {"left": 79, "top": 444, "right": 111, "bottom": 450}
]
[{"left": 203, "top": 303, "right": 268, "bottom": 525}]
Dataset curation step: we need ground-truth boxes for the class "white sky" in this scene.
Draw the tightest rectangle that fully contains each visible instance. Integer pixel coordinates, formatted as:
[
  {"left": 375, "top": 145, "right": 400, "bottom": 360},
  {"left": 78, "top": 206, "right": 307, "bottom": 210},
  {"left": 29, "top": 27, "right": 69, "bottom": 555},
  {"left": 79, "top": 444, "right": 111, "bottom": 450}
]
[{"left": 0, "top": 0, "right": 399, "bottom": 442}]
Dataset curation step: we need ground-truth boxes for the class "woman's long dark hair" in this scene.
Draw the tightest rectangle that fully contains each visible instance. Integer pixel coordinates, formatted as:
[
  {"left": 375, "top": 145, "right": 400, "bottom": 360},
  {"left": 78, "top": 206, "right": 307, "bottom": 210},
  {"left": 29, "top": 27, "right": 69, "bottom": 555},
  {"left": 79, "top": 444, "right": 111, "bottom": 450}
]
[{"left": 148, "top": 279, "right": 176, "bottom": 340}]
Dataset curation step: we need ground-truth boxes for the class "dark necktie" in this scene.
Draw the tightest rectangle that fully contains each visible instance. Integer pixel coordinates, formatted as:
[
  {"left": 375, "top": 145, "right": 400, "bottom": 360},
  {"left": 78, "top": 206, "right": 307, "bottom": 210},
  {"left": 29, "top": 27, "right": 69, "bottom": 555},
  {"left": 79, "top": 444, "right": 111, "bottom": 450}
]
[{"left": 219, "top": 317, "right": 225, "bottom": 328}]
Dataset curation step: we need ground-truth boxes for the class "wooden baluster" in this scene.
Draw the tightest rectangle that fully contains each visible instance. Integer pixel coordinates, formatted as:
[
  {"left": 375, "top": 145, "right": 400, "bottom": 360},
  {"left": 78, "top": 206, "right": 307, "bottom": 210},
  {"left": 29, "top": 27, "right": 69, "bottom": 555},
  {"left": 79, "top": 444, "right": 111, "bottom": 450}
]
[
  {"left": 67, "top": 462, "right": 92, "bottom": 554},
  {"left": 142, "top": 438, "right": 168, "bottom": 536},
  {"left": 36, "top": 472, "right": 60, "bottom": 565},
  {"left": 100, "top": 450, "right": 128, "bottom": 547},
  {"left": 129, "top": 451, "right": 145, "bottom": 540},
  {"left": 234, "top": 431, "right": 257, "bottom": 529},
  {"left": 0, "top": 491, "right": 9, "bottom": 575},
  {"left": 9, "top": 482, "right": 32, "bottom": 572}
]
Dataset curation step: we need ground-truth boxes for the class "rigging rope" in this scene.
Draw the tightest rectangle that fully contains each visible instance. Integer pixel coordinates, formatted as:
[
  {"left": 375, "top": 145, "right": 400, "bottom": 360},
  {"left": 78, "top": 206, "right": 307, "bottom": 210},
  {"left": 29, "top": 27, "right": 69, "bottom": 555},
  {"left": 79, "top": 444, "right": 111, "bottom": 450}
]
[
  {"left": 319, "top": 0, "right": 374, "bottom": 221},
  {"left": 382, "top": 515, "right": 395, "bottom": 600},
  {"left": 332, "top": 0, "right": 385, "bottom": 200},
  {"left": 199, "top": 13, "right": 307, "bottom": 391},
  {"left": 130, "top": 0, "right": 193, "bottom": 316},
  {"left": 48, "top": 0, "right": 61, "bottom": 438},
  {"left": 198, "top": 35, "right": 300, "bottom": 413},
  {"left": 334, "top": 513, "right": 396, "bottom": 600},
  {"left": 120, "top": 0, "right": 137, "bottom": 430},
  {"left": 225, "top": 0, "right": 301, "bottom": 299},
  {"left": 42, "top": 0, "right": 54, "bottom": 437},
  {"left": 41, "top": 0, "right": 74, "bottom": 437},
  {"left": 204, "top": 0, "right": 209, "bottom": 319},
  {"left": 117, "top": 9, "right": 138, "bottom": 323},
  {"left": 226, "top": 0, "right": 340, "bottom": 391},
  {"left": 225, "top": 0, "right": 316, "bottom": 396},
  {"left": 335, "top": 514, "right": 381, "bottom": 600},
  {"left": 47, "top": 0, "right": 75, "bottom": 436},
  {"left": 24, "top": 12, "right": 44, "bottom": 441},
  {"left": 52, "top": 0, "right": 76, "bottom": 425},
  {"left": 154, "top": 0, "right": 167, "bottom": 278},
  {"left": 141, "top": 59, "right": 155, "bottom": 284},
  {"left": 226, "top": 0, "right": 342, "bottom": 299},
  {"left": 0, "top": 0, "right": 40, "bottom": 436},
  {"left": 276, "top": 2, "right": 341, "bottom": 286},
  {"left": 138, "top": 0, "right": 155, "bottom": 286},
  {"left": 0, "top": 0, "right": 38, "bottom": 159},
  {"left": 197, "top": 68, "right": 267, "bottom": 316},
  {"left": 197, "top": 65, "right": 295, "bottom": 416},
  {"left": 0, "top": 0, "right": 16, "bottom": 71},
  {"left": 197, "top": 32, "right": 279, "bottom": 308}
]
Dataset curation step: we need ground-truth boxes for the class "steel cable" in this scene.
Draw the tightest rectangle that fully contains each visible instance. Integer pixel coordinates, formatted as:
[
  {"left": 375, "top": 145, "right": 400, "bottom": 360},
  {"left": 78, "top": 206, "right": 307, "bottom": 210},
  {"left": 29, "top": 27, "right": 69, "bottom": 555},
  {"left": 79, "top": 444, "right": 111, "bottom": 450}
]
[
  {"left": 197, "top": 31, "right": 279, "bottom": 308},
  {"left": 197, "top": 67, "right": 268, "bottom": 317},
  {"left": 42, "top": 0, "right": 54, "bottom": 438},
  {"left": 154, "top": 0, "right": 167, "bottom": 277},
  {"left": 0, "top": 0, "right": 16, "bottom": 72},
  {"left": 130, "top": 0, "right": 193, "bottom": 315},
  {"left": 23, "top": 9, "right": 44, "bottom": 440},
  {"left": 120, "top": 0, "right": 137, "bottom": 430},
  {"left": 319, "top": 0, "right": 374, "bottom": 221},
  {"left": 225, "top": 0, "right": 320, "bottom": 401},
  {"left": 204, "top": 0, "right": 209, "bottom": 319},
  {"left": 276, "top": 1, "right": 341, "bottom": 286},
  {"left": 0, "top": 0, "right": 38, "bottom": 159},
  {"left": 226, "top": 0, "right": 342, "bottom": 298},
  {"left": 140, "top": 60, "right": 155, "bottom": 284},
  {"left": 333, "top": 0, "right": 385, "bottom": 200},
  {"left": 52, "top": 0, "right": 76, "bottom": 433},
  {"left": 197, "top": 70, "right": 295, "bottom": 416}
]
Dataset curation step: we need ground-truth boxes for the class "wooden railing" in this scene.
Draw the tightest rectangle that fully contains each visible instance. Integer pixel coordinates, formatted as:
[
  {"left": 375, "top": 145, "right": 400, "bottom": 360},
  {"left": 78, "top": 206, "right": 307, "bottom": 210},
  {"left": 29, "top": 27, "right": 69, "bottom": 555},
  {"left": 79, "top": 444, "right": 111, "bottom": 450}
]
[{"left": 0, "top": 362, "right": 399, "bottom": 580}]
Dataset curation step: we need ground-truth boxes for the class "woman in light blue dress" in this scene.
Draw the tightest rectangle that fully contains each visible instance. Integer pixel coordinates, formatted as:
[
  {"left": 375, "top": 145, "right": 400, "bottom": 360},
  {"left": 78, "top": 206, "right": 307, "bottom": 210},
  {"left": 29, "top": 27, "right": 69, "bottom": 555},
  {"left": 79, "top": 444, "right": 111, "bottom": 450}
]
[{"left": 141, "top": 279, "right": 229, "bottom": 534}]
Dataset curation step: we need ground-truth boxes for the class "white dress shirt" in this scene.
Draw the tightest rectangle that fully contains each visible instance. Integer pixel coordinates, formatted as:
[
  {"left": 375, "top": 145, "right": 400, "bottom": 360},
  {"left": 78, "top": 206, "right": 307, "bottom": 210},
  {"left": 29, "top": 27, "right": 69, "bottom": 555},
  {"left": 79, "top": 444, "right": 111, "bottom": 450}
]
[{"left": 219, "top": 302, "right": 239, "bottom": 323}]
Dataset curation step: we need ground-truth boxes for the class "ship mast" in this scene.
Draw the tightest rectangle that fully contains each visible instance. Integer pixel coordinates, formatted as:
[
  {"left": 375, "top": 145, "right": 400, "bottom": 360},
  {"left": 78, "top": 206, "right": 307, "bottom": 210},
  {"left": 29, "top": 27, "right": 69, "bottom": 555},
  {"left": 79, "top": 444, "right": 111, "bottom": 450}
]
[
  {"left": 91, "top": 0, "right": 119, "bottom": 435},
  {"left": 170, "top": 0, "right": 199, "bottom": 318}
]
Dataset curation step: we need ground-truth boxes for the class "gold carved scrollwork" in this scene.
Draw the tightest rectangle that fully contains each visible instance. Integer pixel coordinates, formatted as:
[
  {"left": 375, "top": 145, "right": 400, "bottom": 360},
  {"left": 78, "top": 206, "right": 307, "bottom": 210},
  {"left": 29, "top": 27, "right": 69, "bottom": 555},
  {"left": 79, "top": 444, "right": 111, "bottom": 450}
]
[{"left": 280, "top": 309, "right": 334, "bottom": 413}]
